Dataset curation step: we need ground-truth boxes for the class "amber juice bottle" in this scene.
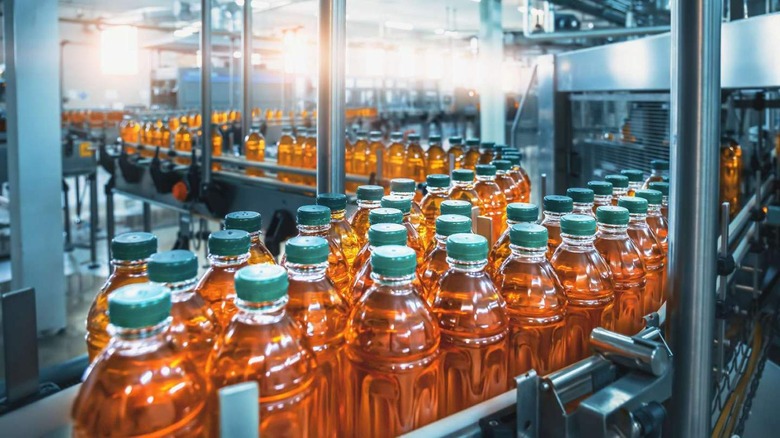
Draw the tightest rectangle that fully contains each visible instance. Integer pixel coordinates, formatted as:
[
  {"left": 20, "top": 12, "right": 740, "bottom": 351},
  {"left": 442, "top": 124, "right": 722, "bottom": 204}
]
[
  {"left": 350, "top": 130, "right": 370, "bottom": 192},
  {"left": 73, "top": 284, "right": 208, "bottom": 437},
  {"left": 367, "top": 131, "right": 385, "bottom": 176},
  {"left": 567, "top": 187, "right": 596, "bottom": 218},
  {"left": 494, "top": 160, "right": 522, "bottom": 203},
  {"left": 540, "top": 195, "right": 573, "bottom": 259},
  {"left": 619, "top": 196, "right": 666, "bottom": 315},
  {"left": 173, "top": 122, "right": 193, "bottom": 165},
  {"left": 385, "top": 131, "right": 407, "bottom": 180},
  {"left": 148, "top": 250, "right": 218, "bottom": 366},
  {"left": 448, "top": 169, "right": 481, "bottom": 208},
  {"left": 447, "top": 136, "right": 465, "bottom": 169},
  {"left": 621, "top": 169, "right": 644, "bottom": 196},
  {"left": 244, "top": 129, "right": 266, "bottom": 177},
  {"left": 431, "top": 233, "right": 508, "bottom": 416},
  {"left": 301, "top": 128, "right": 318, "bottom": 186},
  {"left": 420, "top": 174, "right": 452, "bottom": 250},
  {"left": 594, "top": 207, "right": 647, "bottom": 335},
  {"left": 503, "top": 152, "right": 531, "bottom": 202},
  {"left": 635, "top": 189, "right": 668, "bottom": 256},
  {"left": 494, "top": 223, "right": 566, "bottom": 376},
  {"left": 352, "top": 207, "right": 405, "bottom": 277},
  {"left": 209, "top": 265, "right": 317, "bottom": 437},
  {"left": 425, "top": 134, "right": 449, "bottom": 176},
  {"left": 194, "top": 229, "right": 250, "bottom": 328},
  {"left": 551, "top": 214, "right": 615, "bottom": 365},
  {"left": 605, "top": 174, "right": 629, "bottom": 205},
  {"left": 277, "top": 126, "right": 296, "bottom": 183},
  {"left": 588, "top": 180, "right": 614, "bottom": 216},
  {"left": 488, "top": 202, "right": 538, "bottom": 277},
  {"left": 224, "top": 211, "right": 276, "bottom": 265},
  {"left": 349, "top": 185, "right": 384, "bottom": 247},
  {"left": 283, "top": 237, "right": 348, "bottom": 437},
  {"left": 474, "top": 164, "right": 509, "bottom": 244},
  {"left": 643, "top": 159, "right": 669, "bottom": 188},
  {"left": 381, "top": 195, "right": 426, "bottom": 270},
  {"left": 478, "top": 141, "right": 496, "bottom": 165},
  {"left": 462, "top": 138, "right": 481, "bottom": 170},
  {"left": 405, "top": 133, "right": 427, "bottom": 183},
  {"left": 86, "top": 233, "right": 157, "bottom": 362},
  {"left": 422, "top": 214, "right": 473, "bottom": 298},
  {"left": 344, "top": 246, "right": 440, "bottom": 437},
  {"left": 649, "top": 181, "right": 670, "bottom": 219},
  {"left": 317, "top": 193, "right": 360, "bottom": 268},
  {"left": 390, "top": 178, "right": 426, "bottom": 246},
  {"left": 720, "top": 136, "right": 743, "bottom": 218}
]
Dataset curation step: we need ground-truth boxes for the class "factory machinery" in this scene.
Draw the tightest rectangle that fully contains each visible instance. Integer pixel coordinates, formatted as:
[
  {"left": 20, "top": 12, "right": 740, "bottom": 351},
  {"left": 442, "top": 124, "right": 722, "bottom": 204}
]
[{"left": 2, "top": 1, "right": 780, "bottom": 437}]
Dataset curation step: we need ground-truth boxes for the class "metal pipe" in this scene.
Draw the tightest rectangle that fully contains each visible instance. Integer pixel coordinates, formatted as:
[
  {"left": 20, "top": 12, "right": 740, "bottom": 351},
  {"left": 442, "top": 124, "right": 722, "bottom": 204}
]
[
  {"left": 667, "top": 0, "right": 721, "bottom": 435},
  {"left": 590, "top": 328, "right": 670, "bottom": 376},
  {"left": 201, "top": 0, "right": 213, "bottom": 186},
  {"left": 721, "top": 175, "right": 774, "bottom": 247},
  {"left": 317, "top": 0, "right": 347, "bottom": 194},
  {"left": 520, "top": 25, "right": 670, "bottom": 42},
  {"left": 242, "top": 0, "right": 253, "bottom": 138},
  {"left": 716, "top": 202, "right": 730, "bottom": 375}
]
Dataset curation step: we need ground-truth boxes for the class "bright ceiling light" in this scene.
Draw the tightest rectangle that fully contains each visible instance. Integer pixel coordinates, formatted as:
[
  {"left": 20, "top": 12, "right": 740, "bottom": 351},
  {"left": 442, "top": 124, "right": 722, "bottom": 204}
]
[
  {"left": 100, "top": 26, "right": 138, "bottom": 75},
  {"left": 434, "top": 28, "right": 445, "bottom": 35},
  {"left": 233, "top": 50, "right": 242, "bottom": 58},
  {"left": 235, "top": 0, "right": 244, "bottom": 5},
  {"left": 384, "top": 21, "right": 414, "bottom": 31}
]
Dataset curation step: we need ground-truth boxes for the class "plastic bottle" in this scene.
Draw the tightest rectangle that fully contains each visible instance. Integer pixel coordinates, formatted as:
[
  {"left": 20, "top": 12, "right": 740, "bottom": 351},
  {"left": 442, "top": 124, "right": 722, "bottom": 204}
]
[
  {"left": 390, "top": 178, "right": 425, "bottom": 243},
  {"left": 491, "top": 159, "right": 520, "bottom": 204},
  {"left": 550, "top": 214, "right": 615, "bottom": 365},
  {"left": 540, "top": 195, "right": 573, "bottom": 259},
  {"left": 420, "top": 174, "right": 452, "bottom": 250},
  {"left": 462, "top": 138, "right": 481, "bottom": 170},
  {"left": 148, "top": 250, "right": 219, "bottom": 366},
  {"left": 224, "top": 211, "right": 275, "bottom": 265},
  {"left": 173, "top": 122, "right": 193, "bottom": 165},
  {"left": 86, "top": 232, "right": 157, "bottom": 362},
  {"left": 194, "top": 229, "right": 251, "bottom": 328},
  {"left": 317, "top": 193, "right": 360, "bottom": 268},
  {"left": 348, "top": 130, "right": 370, "bottom": 192},
  {"left": 404, "top": 133, "right": 426, "bottom": 182},
  {"left": 648, "top": 181, "right": 670, "bottom": 219},
  {"left": 643, "top": 159, "right": 669, "bottom": 188},
  {"left": 588, "top": 180, "right": 613, "bottom": 215},
  {"left": 345, "top": 131, "right": 355, "bottom": 182},
  {"left": 386, "top": 131, "right": 406, "bottom": 180},
  {"left": 720, "top": 136, "right": 742, "bottom": 218},
  {"left": 301, "top": 128, "right": 318, "bottom": 185},
  {"left": 503, "top": 151, "right": 532, "bottom": 198},
  {"left": 430, "top": 233, "right": 508, "bottom": 415},
  {"left": 447, "top": 136, "right": 464, "bottom": 169},
  {"left": 567, "top": 187, "right": 596, "bottom": 217},
  {"left": 380, "top": 196, "right": 426, "bottom": 269},
  {"left": 494, "top": 223, "right": 566, "bottom": 376},
  {"left": 494, "top": 144, "right": 505, "bottom": 160},
  {"left": 478, "top": 141, "right": 495, "bottom": 165},
  {"left": 344, "top": 245, "right": 440, "bottom": 437},
  {"left": 73, "top": 284, "right": 208, "bottom": 437},
  {"left": 487, "top": 202, "right": 539, "bottom": 277},
  {"left": 621, "top": 169, "right": 644, "bottom": 196},
  {"left": 210, "top": 123, "right": 223, "bottom": 171},
  {"left": 605, "top": 174, "right": 629, "bottom": 205},
  {"left": 425, "top": 134, "right": 449, "bottom": 176},
  {"left": 618, "top": 196, "right": 665, "bottom": 314},
  {"left": 367, "top": 131, "right": 385, "bottom": 176},
  {"left": 209, "top": 265, "right": 317, "bottom": 437},
  {"left": 291, "top": 128, "right": 304, "bottom": 182},
  {"left": 474, "top": 164, "right": 508, "bottom": 243},
  {"left": 349, "top": 184, "right": 384, "bottom": 247},
  {"left": 440, "top": 199, "right": 474, "bottom": 218},
  {"left": 283, "top": 237, "right": 348, "bottom": 436},
  {"left": 422, "top": 214, "right": 473, "bottom": 298},
  {"left": 160, "top": 118, "right": 171, "bottom": 149},
  {"left": 634, "top": 189, "right": 668, "bottom": 257},
  {"left": 594, "top": 207, "right": 647, "bottom": 335},
  {"left": 244, "top": 129, "right": 266, "bottom": 177},
  {"left": 277, "top": 126, "right": 296, "bottom": 183},
  {"left": 448, "top": 169, "right": 481, "bottom": 208}
]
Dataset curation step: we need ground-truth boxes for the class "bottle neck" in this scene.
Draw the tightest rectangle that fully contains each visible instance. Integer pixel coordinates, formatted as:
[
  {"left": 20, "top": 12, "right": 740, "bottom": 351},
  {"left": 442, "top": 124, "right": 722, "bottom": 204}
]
[
  {"left": 612, "top": 188, "right": 628, "bottom": 198},
  {"left": 628, "top": 182, "right": 642, "bottom": 190},
  {"left": 298, "top": 224, "right": 331, "bottom": 236},
  {"left": 111, "top": 259, "right": 148, "bottom": 273},
  {"left": 662, "top": 196, "right": 669, "bottom": 207},
  {"left": 357, "top": 199, "right": 381, "bottom": 209},
  {"left": 330, "top": 209, "right": 347, "bottom": 221},
  {"left": 647, "top": 204, "right": 662, "bottom": 215},
  {"left": 573, "top": 202, "right": 593, "bottom": 214},
  {"left": 249, "top": 231, "right": 262, "bottom": 241},
  {"left": 235, "top": 296, "right": 289, "bottom": 324},
  {"left": 628, "top": 213, "right": 648, "bottom": 226},
  {"left": 593, "top": 194, "right": 612, "bottom": 205},
  {"left": 560, "top": 232, "right": 596, "bottom": 247},
  {"left": 476, "top": 175, "right": 496, "bottom": 183},
  {"left": 509, "top": 244, "right": 547, "bottom": 262},
  {"left": 286, "top": 261, "right": 328, "bottom": 280},
  {"left": 208, "top": 253, "right": 250, "bottom": 267},
  {"left": 596, "top": 223, "right": 629, "bottom": 237},
  {"left": 155, "top": 277, "right": 198, "bottom": 302},
  {"left": 390, "top": 190, "right": 415, "bottom": 200},
  {"left": 453, "top": 180, "right": 474, "bottom": 188},
  {"left": 110, "top": 318, "right": 171, "bottom": 344},
  {"left": 543, "top": 211, "right": 566, "bottom": 223},
  {"left": 427, "top": 187, "right": 448, "bottom": 195},
  {"left": 496, "top": 170, "right": 508, "bottom": 176},
  {"left": 370, "top": 272, "right": 416, "bottom": 290},
  {"left": 434, "top": 234, "right": 449, "bottom": 246},
  {"left": 446, "top": 258, "right": 488, "bottom": 273}
]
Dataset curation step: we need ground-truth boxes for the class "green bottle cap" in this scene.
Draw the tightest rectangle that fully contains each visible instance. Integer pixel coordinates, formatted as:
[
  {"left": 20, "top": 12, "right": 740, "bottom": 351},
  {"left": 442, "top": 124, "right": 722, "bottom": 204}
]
[
  {"left": 662, "top": 175, "right": 669, "bottom": 182},
  {"left": 509, "top": 223, "right": 548, "bottom": 248},
  {"left": 480, "top": 141, "right": 495, "bottom": 149},
  {"left": 429, "top": 134, "right": 442, "bottom": 143},
  {"left": 369, "top": 207, "right": 403, "bottom": 225},
  {"left": 426, "top": 174, "right": 450, "bottom": 188},
  {"left": 446, "top": 233, "right": 488, "bottom": 262},
  {"left": 369, "top": 130, "right": 382, "bottom": 139},
  {"left": 504, "top": 155, "right": 520, "bottom": 166},
  {"left": 408, "top": 134, "right": 420, "bottom": 141},
  {"left": 449, "top": 136, "right": 463, "bottom": 145},
  {"left": 316, "top": 193, "right": 347, "bottom": 211},
  {"left": 618, "top": 196, "right": 648, "bottom": 214},
  {"left": 621, "top": 169, "right": 644, "bottom": 182},
  {"left": 148, "top": 250, "right": 198, "bottom": 283},
  {"left": 111, "top": 232, "right": 158, "bottom": 261},
  {"left": 587, "top": 180, "right": 613, "bottom": 196},
  {"left": 596, "top": 206, "right": 630, "bottom": 225},
  {"left": 381, "top": 195, "right": 412, "bottom": 214},
  {"left": 108, "top": 283, "right": 171, "bottom": 329},
  {"left": 356, "top": 130, "right": 368, "bottom": 137},
  {"left": 390, "top": 131, "right": 402, "bottom": 140},
  {"left": 543, "top": 195, "right": 573, "bottom": 213},
  {"left": 560, "top": 214, "right": 597, "bottom": 236},
  {"left": 567, "top": 188, "right": 595, "bottom": 203},
  {"left": 648, "top": 181, "right": 669, "bottom": 196},
  {"left": 368, "top": 223, "right": 407, "bottom": 247},
  {"left": 475, "top": 164, "right": 497, "bottom": 176},
  {"left": 371, "top": 245, "right": 417, "bottom": 277},
  {"left": 224, "top": 211, "right": 262, "bottom": 233},
  {"left": 440, "top": 200, "right": 473, "bottom": 217},
  {"left": 465, "top": 138, "right": 480, "bottom": 146},
  {"left": 234, "top": 265, "right": 288, "bottom": 303},
  {"left": 436, "top": 214, "right": 472, "bottom": 237},
  {"left": 297, "top": 205, "right": 331, "bottom": 226},
  {"left": 605, "top": 174, "right": 629, "bottom": 188},
  {"left": 507, "top": 202, "right": 539, "bottom": 222},
  {"left": 357, "top": 185, "right": 384, "bottom": 201},
  {"left": 285, "top": 236, "right": 329, "bottom": 264},
  {"left": 651, "top": 159, "right": 669, "bottom": 171},
  {"left": 634, "top": 189, "right": 663, "bottom": 205},
  {"left": 452, "top": 169, "right": 475, "bottom": 182},
  {"left": 493, "top": 160, "right": 511, "bottom": 171},
  {"left": 209, "top": 230, "right": 251, "bottom": 256},
  {"left": 390, "top": 178, "right": 416, "bottom": 193}
]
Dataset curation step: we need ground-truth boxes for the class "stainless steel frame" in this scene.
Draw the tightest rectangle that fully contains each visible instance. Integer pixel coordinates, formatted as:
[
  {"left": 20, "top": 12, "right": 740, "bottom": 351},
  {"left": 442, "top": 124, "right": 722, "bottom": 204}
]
[
  {"left": 241, "top": 0, "right": 253, "bottom": 137},
  {"left": 201, "top": 0, "right": 213, "bottom": 186}
]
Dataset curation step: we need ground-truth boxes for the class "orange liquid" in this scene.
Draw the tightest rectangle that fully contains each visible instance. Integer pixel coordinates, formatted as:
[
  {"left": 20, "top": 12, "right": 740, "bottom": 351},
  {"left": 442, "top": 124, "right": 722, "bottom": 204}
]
[
  {"left": 345, "top": 137, "right": 355, "bottom": 188},
  {"left": 385, "top": 139, "right": 407, "bottom": 180},
  {"left": 86, "top": 261, "right": 149, "bottom": 362},
  {"left": 594, "top": 230, "right": 647, "bottom": 335},
  {"left": 211, "top": 130, "right": 223, "bottom": 171},
  {"left": 420, "top": 187, "right": 449, "bottom": 250},
  {"left": 508, "top": 167, "right": 531, "bottom": 202},
  {"left": 73, "top": 328, "right": 208, "bottom": 437},
  {"left": 462, "top": 148, "right": 480, "bottom": 170},
  {"left": 448, "top": 183, "right": 481, "bottom": 209},
  {"left": 475, "top": 178, "right": 508, "bottom": 244},
  {"left": 494, "top": 248, "right": 566, "bottom": 376},
  {"left": 368, "top": 138, "right": 385, "bottom": 176},
  {"left": 393, "top": 192, "right": 427, "bottom": 250},
  {"left": 245, "top": 131, "right": 266, "bottom": 177},
  {"left": 286, "top": 266, "right": 349, "bottom": 437},
  {"left": 627, "top": 220, "right": 666, "bottom": 314},
  {"left": 540, "top": 215, "right": 563, "bottom": 260},
  {"left": 291, "top": 136, "right": 304, "bottom": 184},
  {"left": 351, "top": 137, "right": 370, "bottom": 192},
  {"left": 302, "top": 133, "right": 317, "bottom": 186},
  {"left": 421, "top": 240, "right": 449, "bottom": 299},
  {"left": 646, "top": 209, "right": 669, "bottom": 256},
  {"left": 403, "top": 220, "right": 426, "bottom": 273},
  {"left": 169, "top": 281, "right": 220, "bottom": 367},
  {"left": 448, "top": 145, "right": 464, "bottom": 169},
  {"left": 174, "top": 126, "right": 193, "bottom": 166},
  {"left": 425, "top": 143, "right": 449, "bottom": 176},
  {"left": 194, "top": 255, "right": 249, "bottom": 328},
  {"left": 488, "top": 220, "right": 535, "bottom": 278},
  {"left": 348, "top": 201, "right": 381, "bottom": 248},
  {"left": 643, "top": 174, "right": 665, "bottom": 189},
  {"left": 406, "top": 141, "right": 427, "bottom": 182},
  {"left": 209, "top": 303, "right": 317, "bottom": 437},
  {"left": 287, "top": 227, "right": 352, "bottom": 303},
  {"left": 128, "top": 121, "right": 141, "bottom": 144},
  {"left": 550, "top": 237, "right": 615, "bottom": 365},
  {"left": 496, "top": 173, "right": 522, "bottom": 203},
  {"left": 720, "top": 137, "right": 742, "bottom": 218},
  {"left": 277, "top": 132, "right": 296, "bottom": 183},
  {"left": 344, "top": 279, "right": 440, "bottom": 437},
  {"left": 478, "top": 150, "right": 495, "bottom": 165},
  {"left": 330, "top": 210, "right": 361, "bottom": 268},
  {"left": 248, "top": 234, "right": 276, "bottom": 265},
  {"left": 350, "top": 250, "right": 427, "bottom": 304}
]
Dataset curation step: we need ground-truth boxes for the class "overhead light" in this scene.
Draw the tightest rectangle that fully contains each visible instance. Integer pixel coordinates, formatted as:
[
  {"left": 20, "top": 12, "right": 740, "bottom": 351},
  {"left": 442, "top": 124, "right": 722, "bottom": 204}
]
[
  {"left": 235, "top": 0, "right": 244, "bottom": 5},
  {"left": 233, "top": 50, "right": 242, "bottom": 58},
  {"left": 444, "top": 30, "right": 459, "bottom": 37},
  {"left": 252, "top": 1, "right": 271, "bottom": 8},
  {"left": 434, "top": 28, "right": 445, "bottom": 35},
  {"left": 384, "top": 21, "right": 414, "bottom": 31}
]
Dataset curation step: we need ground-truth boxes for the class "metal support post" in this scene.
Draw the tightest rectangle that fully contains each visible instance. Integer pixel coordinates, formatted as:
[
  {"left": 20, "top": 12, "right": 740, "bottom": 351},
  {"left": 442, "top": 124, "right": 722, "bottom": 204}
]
[
  {"left": 4, "top": 0, "right": 66, "bottom": 333},
  {"left": 88, "top": 172, "right": 99, "bottom": 269},
  {"left": 317, "top": 0, "right": 346, "bottom": 194},
  {"left": 63, "top": 180, "right": 72, "bottom": 249},
  {"left": 201, "top": 0, "right": 213, "bottom": 187},
  {"left": 143, "top": 202, "right": 152, "bottom": 232},
  {"left": 105, "top": 180, "right": 115, "bottom": 262},
  {"left": 715, "top": 202, "right": 730, "bottom": 376},
  {"left": 242, "top": 0, "right": 253, "bottom": 139},
  {"left": 668, "top": 0, "right": 722, "bottom": 435},
  {"left": 478, "top": 0, "right": 505, "bottom": 144}
]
